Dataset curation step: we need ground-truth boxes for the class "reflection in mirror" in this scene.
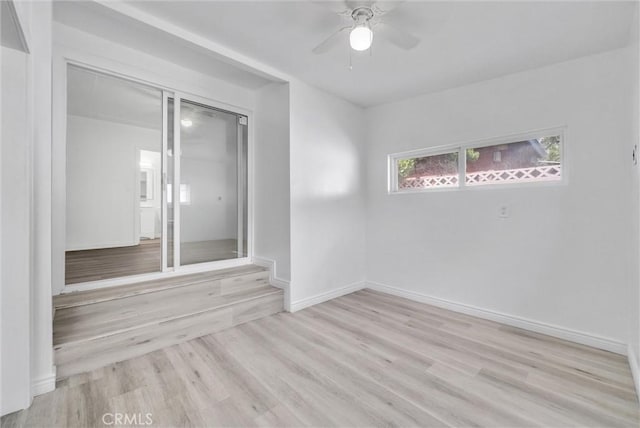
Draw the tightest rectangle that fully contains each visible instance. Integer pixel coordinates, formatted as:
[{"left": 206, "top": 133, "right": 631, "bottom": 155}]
[
  {"left": 166, "top": 98, "right": 174, "bottom": 268},
  {"left": 65, "top": 65, "right": 163, "bottom": 284},
  {"left": 139, "top": 150, "right": 161, "bottom": 243},
  {"left": 140, "top": 169, "right": 153, "bottom": 201},
  {"left": 179, "top": 99, "right": 248, "bottom": 265}
]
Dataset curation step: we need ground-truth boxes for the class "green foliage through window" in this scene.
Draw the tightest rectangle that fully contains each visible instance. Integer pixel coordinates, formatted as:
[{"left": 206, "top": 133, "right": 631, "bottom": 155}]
[
  {"left": 466, "top": 148, "right": 479, "bottom": 162},
  {"left": 397, "top": 158, "right": 416, "bottom": 178},
  {"left": 539, "top": 136, "right": 561, "bottom": 163}
]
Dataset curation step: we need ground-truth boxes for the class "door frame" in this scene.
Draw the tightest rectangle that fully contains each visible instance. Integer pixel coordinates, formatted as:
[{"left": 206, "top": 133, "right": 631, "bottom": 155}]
[{"left": 54, "top": 57, "right": 254, "bottom": 293}]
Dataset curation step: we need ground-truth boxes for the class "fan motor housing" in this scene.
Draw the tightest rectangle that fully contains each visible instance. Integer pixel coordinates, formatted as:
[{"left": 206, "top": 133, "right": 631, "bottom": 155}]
[{"left": 351, "top": 7, "right": 375, "bottom": 24}]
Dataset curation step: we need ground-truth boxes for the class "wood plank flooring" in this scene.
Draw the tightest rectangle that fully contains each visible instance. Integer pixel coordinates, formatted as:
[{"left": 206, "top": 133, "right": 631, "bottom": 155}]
[
  {"left": 53, "top": 266, "right": 281, "bottom": 379},
  {"left": 65, "top": 239, "right": 162, "bottom": 285},
  {"left": 180, "top": 239, "right": 244, "bottom": 266},
  {"left": 4, "top": 289, "right": 639, "bottom": 427},
  {"left": 65, "top": 239, "right": 245, "bottom": 285}
]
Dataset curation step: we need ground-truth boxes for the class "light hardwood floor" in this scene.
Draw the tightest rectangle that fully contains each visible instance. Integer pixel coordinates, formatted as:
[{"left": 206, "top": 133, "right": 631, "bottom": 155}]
[
  {"left": 53, "top": 266, "right": 281, "bottom": 379},
  {"left": 4, "top": 289, "right": 639, "bottom": 427}
]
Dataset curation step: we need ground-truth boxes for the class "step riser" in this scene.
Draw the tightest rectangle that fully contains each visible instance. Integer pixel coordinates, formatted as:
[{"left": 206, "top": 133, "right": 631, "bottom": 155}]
[
  {"left": 220, "top": 271, "right": 271, "bottom": 294},
  {"left": 54, "top": 266, "right": 269, "bottom": 309},
  {"left": 53, "top": 265, "right": 283, "bottom": 380},
  {"left": 53, "top": 279, "right": 271, "bottom": 344},
  {"left": 55, "top": 291, "right": 283, "bottom": 379}
]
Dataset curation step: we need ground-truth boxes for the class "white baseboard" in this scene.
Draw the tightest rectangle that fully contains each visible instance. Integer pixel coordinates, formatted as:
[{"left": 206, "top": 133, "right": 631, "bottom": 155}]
[
  {"left": 66, "top": 239, "right": 138, "bottom": 252},
  {"left": 628, "top": 345, "right": 640, "bottom": 403},
  {"left": 366, "top": 281, "right": 627, "bottom": 355},
  {"left": 290, "top": 281, "right": 365, "bottom": 313},
  {"left": 31, "top": 369, "right": 56, "bottom": 396},
  {"left": 253, "top": 256, "right": 291, "bottom": 312}
]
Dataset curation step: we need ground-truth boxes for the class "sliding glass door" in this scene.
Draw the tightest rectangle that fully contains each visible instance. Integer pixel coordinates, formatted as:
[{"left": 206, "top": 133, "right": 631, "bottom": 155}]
[
  {"left": 64, "top": 64, "right": 249, "bottom": 286},
  {"left": 173, "top": 97, "right": 248, "bottom": 267},
  {"left": 65, "top": 65, "right": 164, "bottom": 284}
]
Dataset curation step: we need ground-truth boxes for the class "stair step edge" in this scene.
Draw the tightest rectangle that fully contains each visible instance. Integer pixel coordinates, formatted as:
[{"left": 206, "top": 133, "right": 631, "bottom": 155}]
[
  {"left": 54, "top": 288, "right": 284, "bottom": 349},
  {"left": 54, "top": 266, "right": 270, "bottom": 309}
]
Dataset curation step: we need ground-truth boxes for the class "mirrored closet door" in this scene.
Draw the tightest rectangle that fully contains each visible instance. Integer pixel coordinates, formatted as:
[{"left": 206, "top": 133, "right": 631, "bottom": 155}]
[
  {"left": 65, "top": 65, "right": 249, "bottom": 286},
  {"left": 175, "top": 98, "right": 248, "bottom": 267},
  {"left": 65, "top": 66, "right": 164, "bottom": 284}
]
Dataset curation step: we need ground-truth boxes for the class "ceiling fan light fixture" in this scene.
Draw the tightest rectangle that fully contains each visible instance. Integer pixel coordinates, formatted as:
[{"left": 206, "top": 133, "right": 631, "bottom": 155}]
[{"left": 349, "top": 25, "right": 373, "bottom": 51}]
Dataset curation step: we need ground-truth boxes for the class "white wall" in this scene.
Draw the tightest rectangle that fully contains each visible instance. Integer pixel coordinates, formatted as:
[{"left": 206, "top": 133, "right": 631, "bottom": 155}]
[
  {"left": 629, "top": 4, "right": 640, "bottom": 391},
  {"left": 1, "top": 0, "right": 54, "bottom": 415},
  {"left": 180, "top": 113, "right": 239, "bottom": 244},
  {"left": 289, "top": 81, "right": 366, "bottom": 308},
  {"left": 365, "top": 47, "right": 637, "bottom": 348},
  {"left": 66, "top": 115, "right": 161, "bottom": 251},
  {"left": 1, "top": 45, "right": 32, "bottom": 416},
  {"left": 254, "top": 82, "right": 291, "bottom": 281},
  {"left": 180, "top": 159, "right": 236, "bottom": 243},
  {"left": 29, "top": 0, "right": 55, "bottom": 403}
]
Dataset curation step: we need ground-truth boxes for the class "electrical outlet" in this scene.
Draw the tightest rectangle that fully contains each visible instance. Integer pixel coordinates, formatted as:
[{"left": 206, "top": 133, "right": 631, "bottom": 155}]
[{"left": 499, "top": 204, "right": 509, "bottom": 218}]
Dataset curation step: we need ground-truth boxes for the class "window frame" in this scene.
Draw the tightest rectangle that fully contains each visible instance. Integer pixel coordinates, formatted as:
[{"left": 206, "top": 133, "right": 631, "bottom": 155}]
[{"left": 388, "top": 127, "right": 567, "bottom": 194}]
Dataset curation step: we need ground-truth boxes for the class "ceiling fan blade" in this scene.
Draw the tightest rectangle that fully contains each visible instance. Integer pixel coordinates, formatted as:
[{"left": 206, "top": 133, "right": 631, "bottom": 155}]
[
  {"left": 345, "top": 0, "right": 375, "bottom": 9},
  {"left": 312, "top": 26, "right": 351, "bottom": 54},
  {"left": 311, "top": 0, "right": 351, "bottom": 16},
  {"left": 376, "top": 22, "right": 420, "bottom": 50},
  {"left": 371, "top": 1, "right": 405, "bottom": 16}
]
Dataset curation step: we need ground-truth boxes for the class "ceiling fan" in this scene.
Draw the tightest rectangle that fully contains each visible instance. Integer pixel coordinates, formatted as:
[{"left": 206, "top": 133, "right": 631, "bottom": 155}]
[{"left": 312, "top": 1, "right": 420, "bottom": 54}]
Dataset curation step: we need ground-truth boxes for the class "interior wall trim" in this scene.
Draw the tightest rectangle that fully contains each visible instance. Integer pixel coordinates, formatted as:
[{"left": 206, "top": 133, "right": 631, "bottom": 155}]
[
  {"left": 290, "top": 281, "right": 366, "bottom": 313},
  {"left": 253, "top": 256, "right": 291, "bottom": 311},
  {"left": 366, "top": 280, "right": 628, "bottom": 355},
  {"left": 65, "top": 239, "right": 139, "bottom": 253},
  {"left": 31, "top": 369, "right": 56, "bottom": 397},
  {"left": 1, "top": 0, "right": 30, "bottom": 53},
  {"left": 628, "top": 345, "right": 640, "bottom": 403}
]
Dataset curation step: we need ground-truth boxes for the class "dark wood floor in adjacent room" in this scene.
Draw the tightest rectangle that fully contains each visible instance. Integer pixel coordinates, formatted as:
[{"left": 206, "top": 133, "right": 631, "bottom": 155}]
[
  {"left": 65, "top": 239, "right": 162, "bottom": 284},
  {"left": 3, "top": 289, "right": 638, "bottom": 427},
  {"left": 65, "top": 239, "right": 240, "bottom": 285}
]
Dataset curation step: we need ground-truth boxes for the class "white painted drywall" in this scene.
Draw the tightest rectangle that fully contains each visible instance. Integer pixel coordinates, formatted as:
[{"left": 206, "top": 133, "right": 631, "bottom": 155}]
[
  {"left": 179, "top": 159, "right": 236, "bottom": 243},
  {"left": 365, "top": 47, "right": 637, "bottom": 345},
  {"left": 1, "top": 46, "right": 32, "bottom": 415},
  {"left": 254, "top": 82, "right": 291, "bottom": 281},
  {"left": 180, "top": 112, "right": 239, "bottom": 244},
  {"left": 29, "top": 0, "right": 55, "bottom": 402},
  {"left": 66, "top": 115, "right": 161, "bottom": 251},
  {"left": 289, "top": 80, "right": 366, "bottom": 305},
  {"left": 629, "top": 4, "right": 640, "bottom": 388}
]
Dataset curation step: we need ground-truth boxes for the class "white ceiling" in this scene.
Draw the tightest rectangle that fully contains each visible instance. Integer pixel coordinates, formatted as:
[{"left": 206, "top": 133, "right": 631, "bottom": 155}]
[
  {"left": 125, "top": 0, "right": 637, "bottom": 107},
  {"left": 54, "top": 1, "right": 276, "bottom": 91}
]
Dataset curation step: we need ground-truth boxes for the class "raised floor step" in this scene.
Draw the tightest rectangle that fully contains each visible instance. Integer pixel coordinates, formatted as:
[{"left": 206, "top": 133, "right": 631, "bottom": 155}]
[
  {"left": 53, "top": 265, "right": 283, "bottom": 379},
  {"left": 54, "top": 264, "right": 268, "bottom": 309}
]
